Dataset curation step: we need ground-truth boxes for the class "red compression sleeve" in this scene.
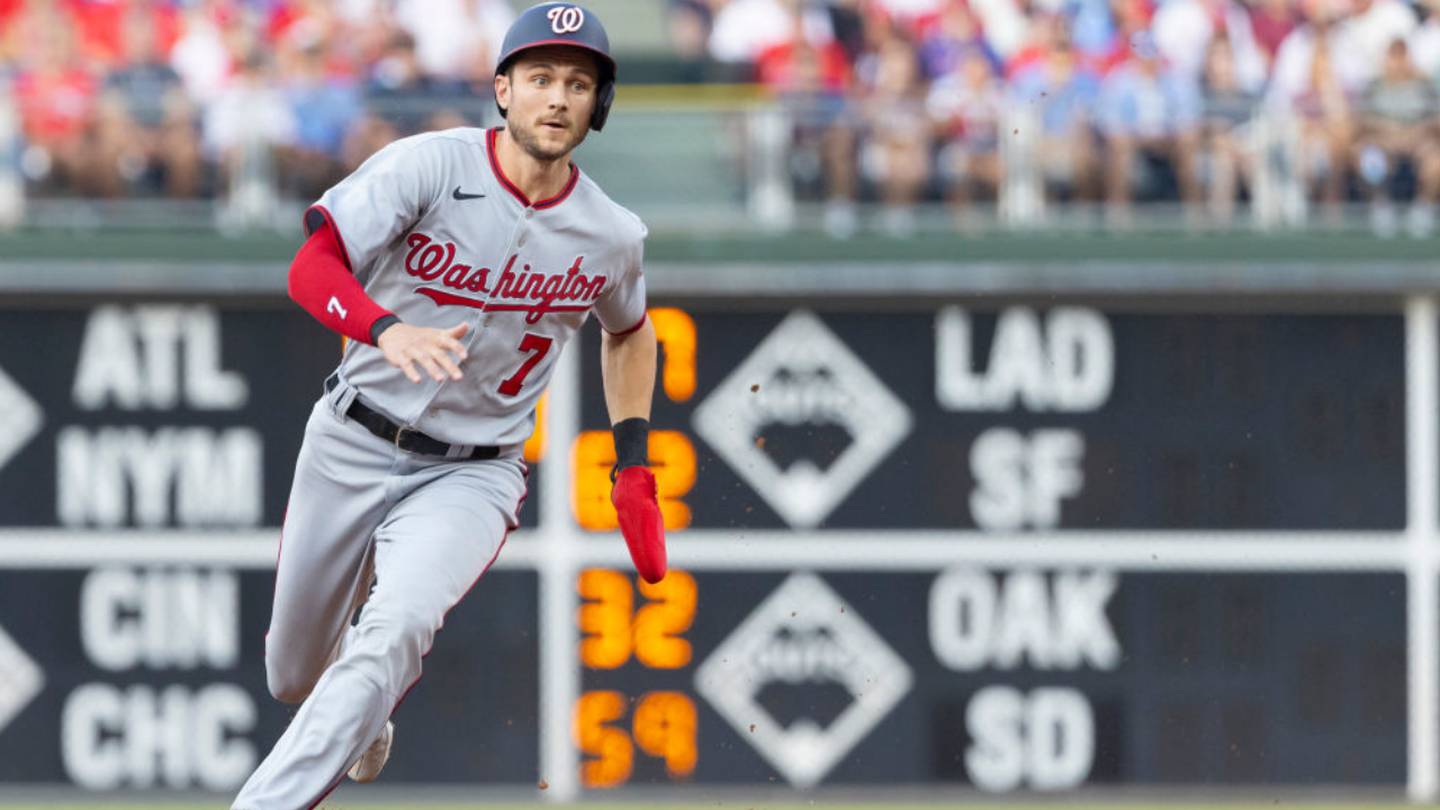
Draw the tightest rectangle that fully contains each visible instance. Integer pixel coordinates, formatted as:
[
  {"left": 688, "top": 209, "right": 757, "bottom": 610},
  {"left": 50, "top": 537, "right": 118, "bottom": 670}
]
[{"left": 287, "top": 216, "right": 395, "bottom": 346}]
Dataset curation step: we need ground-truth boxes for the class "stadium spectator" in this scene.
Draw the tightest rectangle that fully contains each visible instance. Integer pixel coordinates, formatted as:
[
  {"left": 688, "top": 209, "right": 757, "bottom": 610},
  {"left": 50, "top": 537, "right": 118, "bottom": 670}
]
[
  {"left": 825, "top": 0, "right": 868, "bottom": 62},
  {"left": 1093, "top": 0, "right": 1156, "bottom": 74},
  {"left": 1339, "top": 0, "right": 1418, "bottom": 88},
  {"left": 10, "top": 7, "right": 97, "bottom": 194},
  {"left": 1410, "top": 0, "right": 1440, "bottom": 79},
  {"left": 927, "top": 45, "right": 1003, "bottom": 225},
  {"left": 1200, "top": 37, "right": 1260, "bottom": 223},
  {"left": 1269, "top": 0, "right": 1355, "bottom": 216},
  {"left": 1008, "top": 21, "right": 1101, "bottom": 203},
  {"left": 11, "top": 0, "right": 1440, "bottom": 230},
  {"left": 1097, "top": 32, "right": 1202, "bottom": 223},
  {"left": 395, "top": 0, "right": 512, "bottom": 81},
  {"left": 711, "top": 0, "right": 841, "bottom": 65},
  {"left": 203, "top": 49, "right": 296, "bottom": 187},
  {"left": 358, "top": 28, "right": 465, "bottom": 134},
  {"left": 1355, "top": 37, "right": 1440, "bottom": 235},
  {"left": 276, "top": 29, "right": 359, "bottom": 196},
  {"left": 755, "top": 8, "right": 858, "bottom": 236},
  {"left": 170, "top": 1, "right": 250, "bottom": 107},
  {"left": 93, "top": 5, "right": 202, "bottom": 197},
  {"left": 1005, "top": 11, "right": 1066, "bottom": 76},
  {"left": 917, "top": 1, "right": 1000, "bottom": 80},
  {"left": 1248, "top": 0, "right": 1298, "bottom": 65},
  {"left": 757, "top": 5, "right": 851, "bottom": 88},
  {"left": 967, "top": 0, "right": 1031, "bottom": 60},
  {"left": 1153, "top": 0, "right": 1267, "bottom": 92},
  {"left": 70, "top": 0, "right": 182, "bottom": 71},
  {"left": 1069, "top": 0, "right": 1119, "bottom": 59},
  {"left": 669, "top": 0, "right": 733, "bottom": 66},
  {"left": 857, "top": 29, "right": 931, "bottom": 235},
  {"left": 869, "top": 0, "right": 948, "bottom": 25}
]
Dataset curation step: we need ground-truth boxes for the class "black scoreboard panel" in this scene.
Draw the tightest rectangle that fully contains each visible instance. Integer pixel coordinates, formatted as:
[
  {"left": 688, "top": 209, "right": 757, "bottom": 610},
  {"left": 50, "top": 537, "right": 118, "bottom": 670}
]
[
  {"left": 576, "top": 307, "right": 1406, "bottom": 531},
  {"left": 576, "top": 569, "right": 1407, "bottom": 790},
  {"left": 0, "top": 303, "right": 541, "bottom": 529},
  {"left": 0, "top": 567, "right": 539, "bottom": 787}
]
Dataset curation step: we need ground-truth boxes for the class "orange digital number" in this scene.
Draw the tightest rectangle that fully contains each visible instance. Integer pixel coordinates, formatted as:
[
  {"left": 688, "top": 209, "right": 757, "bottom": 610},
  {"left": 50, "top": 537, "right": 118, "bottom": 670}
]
[
  {"left": 578, "top": 569, "right": 633, "bottom": 670},
  {"left": 633, "top": 691, "right": 699, "bottom": 777},
  {"left": 573, "top": 430, "right": 695, "bottom": 531},
  {"left": 650, "top": 307, "right": 696, "bottom": 402},
  {"left": 634, "top": 572, "right": 696, "bottom": 669},
  {"left": 522, "top": 392, "right": 547, "bottom": 463},
  {"left": 577, "top": 570, "right": 696, "bottom": 670},
  {"left": 576, "top": 690, "right": 698, "bottom": 788},
  {"left": 575, "top": 690, "right": 632, "bottom": 788}
]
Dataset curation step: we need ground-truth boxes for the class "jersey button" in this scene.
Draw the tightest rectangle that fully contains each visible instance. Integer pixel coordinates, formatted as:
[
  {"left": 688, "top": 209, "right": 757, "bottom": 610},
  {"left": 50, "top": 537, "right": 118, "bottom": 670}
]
[{"left": 524, "top": 209, "right": 535, "bottom": 220}]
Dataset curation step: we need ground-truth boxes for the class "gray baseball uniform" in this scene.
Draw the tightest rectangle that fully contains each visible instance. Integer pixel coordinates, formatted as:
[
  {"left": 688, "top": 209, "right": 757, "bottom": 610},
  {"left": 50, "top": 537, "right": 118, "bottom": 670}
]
[{"left": 232, "top": 126, "right": 648, "bottom": 809}]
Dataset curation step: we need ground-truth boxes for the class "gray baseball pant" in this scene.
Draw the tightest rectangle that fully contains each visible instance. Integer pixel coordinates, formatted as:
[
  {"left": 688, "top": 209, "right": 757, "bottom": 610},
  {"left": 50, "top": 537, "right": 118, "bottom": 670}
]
[{"left": 232, "top": 379, "right": 526, "bottom": 809}]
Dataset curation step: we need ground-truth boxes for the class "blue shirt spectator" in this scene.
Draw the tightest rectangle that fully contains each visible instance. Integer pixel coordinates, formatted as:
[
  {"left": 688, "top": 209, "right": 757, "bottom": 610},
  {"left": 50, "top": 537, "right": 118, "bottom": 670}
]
[
  {"left": 1097, "top": 46, "right": 1202, "bottom": 138},
  {"left": 282, "top": 43, "right": 361, "bottom": 156},
  {"left": 1009, "top": 50, "right": 1102, "bottom": 137}
]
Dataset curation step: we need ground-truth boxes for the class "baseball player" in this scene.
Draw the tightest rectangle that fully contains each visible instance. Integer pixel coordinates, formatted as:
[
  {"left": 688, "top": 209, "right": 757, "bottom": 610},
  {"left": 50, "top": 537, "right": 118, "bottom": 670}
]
[{"left": 231, "top": 4, "right": 665, "bottom": 806}]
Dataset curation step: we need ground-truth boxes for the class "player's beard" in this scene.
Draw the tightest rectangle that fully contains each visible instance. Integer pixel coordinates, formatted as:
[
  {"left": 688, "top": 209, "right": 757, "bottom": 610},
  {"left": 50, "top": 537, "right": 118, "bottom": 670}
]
[{"left": 509, "top": 117, "right": 587, "bottom": 164}]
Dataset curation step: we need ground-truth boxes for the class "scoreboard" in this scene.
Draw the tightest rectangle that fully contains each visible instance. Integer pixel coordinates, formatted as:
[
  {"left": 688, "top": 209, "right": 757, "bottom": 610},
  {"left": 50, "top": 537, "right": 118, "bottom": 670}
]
[
  {"left": 558, "top": 301, "right": 1416, "bottom": 795},
  {"left": 575, "top": 307, "right": 1406, "bottom": 531},
  {"left": 575, "top": 570, "right": 1406, "bottom": 788},
  {"left": 0, "top": 291, "right": 1431, "bottom": 800}
]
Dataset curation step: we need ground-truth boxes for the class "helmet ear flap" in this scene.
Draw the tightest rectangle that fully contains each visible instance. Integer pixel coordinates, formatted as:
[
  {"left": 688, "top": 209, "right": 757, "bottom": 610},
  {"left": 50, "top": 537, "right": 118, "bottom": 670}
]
[{"left": 590, "top": 80, "right": 615, "bottom": 131}]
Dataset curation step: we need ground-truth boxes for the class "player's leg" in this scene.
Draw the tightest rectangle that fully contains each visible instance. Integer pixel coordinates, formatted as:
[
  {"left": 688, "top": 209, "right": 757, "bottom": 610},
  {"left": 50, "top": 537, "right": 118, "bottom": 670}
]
[
  {"left": 231, "top": 455, "right": 526, "bottom": 809},
  {"left": 264, "top": 398, "right": 393, "bottom": 704}
]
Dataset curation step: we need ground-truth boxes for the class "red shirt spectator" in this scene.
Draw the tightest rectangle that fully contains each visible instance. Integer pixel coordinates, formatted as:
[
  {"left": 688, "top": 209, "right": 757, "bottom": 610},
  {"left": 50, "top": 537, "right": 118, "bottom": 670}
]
[
  {"left": 1250, "top": 0, "right": 1297, "bottom": 61},
  {"left": 65, "top": 0, "right": 181, "bottom": 68},
  {"left": 14, "top": 66, "right": 98, "bottom": 144},
  {"left": 756, "top": 38, "right": 851, "bottom": 90},
  {"left": 0, "top": 0, "right": 22, "bottom": 29}
]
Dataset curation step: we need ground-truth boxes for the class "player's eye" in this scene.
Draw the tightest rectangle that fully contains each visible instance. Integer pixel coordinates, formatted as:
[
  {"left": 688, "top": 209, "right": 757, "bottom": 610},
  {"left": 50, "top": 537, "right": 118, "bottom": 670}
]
[
  {"left": 533, "top": 75, "right": 549, "bottom": 86},
  {"left": 571, "top": 81, "right": 589, "bottom": 92}
]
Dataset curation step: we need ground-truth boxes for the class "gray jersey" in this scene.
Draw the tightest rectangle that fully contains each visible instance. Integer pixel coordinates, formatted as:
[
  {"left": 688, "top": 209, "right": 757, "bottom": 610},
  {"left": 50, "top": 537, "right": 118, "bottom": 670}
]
[{"left": 309, "top": 126, "right": 648, "bottom": 447}]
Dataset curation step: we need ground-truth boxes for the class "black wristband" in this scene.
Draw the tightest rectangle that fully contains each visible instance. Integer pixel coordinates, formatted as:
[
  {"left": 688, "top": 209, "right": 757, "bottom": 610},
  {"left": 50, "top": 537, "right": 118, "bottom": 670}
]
[
  {"left": 611, "top": 417, "right": 650, "bottom": 481},
  {"left": 369, "top": 314, "right": 401, "bottom": 345}
]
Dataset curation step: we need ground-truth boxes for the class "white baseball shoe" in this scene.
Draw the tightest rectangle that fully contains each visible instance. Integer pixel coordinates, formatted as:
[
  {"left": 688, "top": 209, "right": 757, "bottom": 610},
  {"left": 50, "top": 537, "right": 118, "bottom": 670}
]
[{"left": 347, "top": 721, "right": 394, "bottom": 783}]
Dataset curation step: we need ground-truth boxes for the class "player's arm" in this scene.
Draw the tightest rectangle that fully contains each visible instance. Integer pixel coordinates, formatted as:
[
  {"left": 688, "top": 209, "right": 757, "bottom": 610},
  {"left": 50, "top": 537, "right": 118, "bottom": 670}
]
[
  {"left": 298, "top": 138, "right": 468, "bottom": 383},
  {"left": 288, "top": 218, "right": 466, "bottom": 383},
  {"left": 601, "top": 316, "right": 667, "bottom": 583},
  {"left": 601, "top": 315, "right": 657, "bottom": 427}
]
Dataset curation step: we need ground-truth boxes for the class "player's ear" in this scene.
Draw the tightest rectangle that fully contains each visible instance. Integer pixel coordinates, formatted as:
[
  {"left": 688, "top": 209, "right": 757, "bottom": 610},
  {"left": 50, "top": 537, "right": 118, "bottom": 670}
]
[{"left": 494, "top": 70, "right": 511, "bottom": 116}]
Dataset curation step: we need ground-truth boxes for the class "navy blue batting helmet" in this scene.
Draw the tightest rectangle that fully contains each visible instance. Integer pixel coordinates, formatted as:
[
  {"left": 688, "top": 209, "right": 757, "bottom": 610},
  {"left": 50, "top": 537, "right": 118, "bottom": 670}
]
[{"left": 495, "top": 2, "right": 616, "bottom": 131}]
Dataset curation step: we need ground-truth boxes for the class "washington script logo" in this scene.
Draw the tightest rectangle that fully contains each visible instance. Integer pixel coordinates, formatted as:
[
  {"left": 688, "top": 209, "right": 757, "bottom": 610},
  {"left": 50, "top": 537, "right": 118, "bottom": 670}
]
[{"left": 403, "top": 231, "right": 607, "bottom": 323}]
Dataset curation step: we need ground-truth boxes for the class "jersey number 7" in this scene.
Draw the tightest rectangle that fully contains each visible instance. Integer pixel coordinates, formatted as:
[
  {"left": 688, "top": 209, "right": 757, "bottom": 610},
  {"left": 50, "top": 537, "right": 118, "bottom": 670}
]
[{"left": 498, "top": 333, "right": 553, "bottom": 396}]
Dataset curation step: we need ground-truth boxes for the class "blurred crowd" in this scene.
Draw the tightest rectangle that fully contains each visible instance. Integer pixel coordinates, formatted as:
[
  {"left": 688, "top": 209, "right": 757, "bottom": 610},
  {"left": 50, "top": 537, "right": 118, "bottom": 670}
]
[
  {"left": 0, "top": 0, "right": 514, "bottom": 202},
  {"left": 5, "top": 0, "right": 1440, "bottom": 233},
  {"left": 675, "top": 0, "right": 1440, "bottom": 234}
]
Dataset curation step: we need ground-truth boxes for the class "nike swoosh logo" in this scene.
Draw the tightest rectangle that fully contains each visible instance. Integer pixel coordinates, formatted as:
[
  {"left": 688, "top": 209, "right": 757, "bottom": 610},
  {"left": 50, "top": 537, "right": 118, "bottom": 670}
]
[{"left": 452, "top": 186, "right": 485, "bottom": 200}]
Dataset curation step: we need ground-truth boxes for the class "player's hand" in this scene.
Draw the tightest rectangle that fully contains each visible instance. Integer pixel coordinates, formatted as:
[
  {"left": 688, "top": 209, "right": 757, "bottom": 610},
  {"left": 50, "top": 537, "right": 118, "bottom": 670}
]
[
  {"left": 611, "top": 466, "right": 667, "bottom": 584},
  {"left": 376, "top": 322, "right": 469, "bottom": 383}
]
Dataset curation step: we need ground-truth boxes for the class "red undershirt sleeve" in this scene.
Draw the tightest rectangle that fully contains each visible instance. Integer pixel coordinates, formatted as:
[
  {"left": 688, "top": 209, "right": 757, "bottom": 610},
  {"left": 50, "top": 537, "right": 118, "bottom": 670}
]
[{"left": 287, "top": 217, "right": 397, "bottom": 346}]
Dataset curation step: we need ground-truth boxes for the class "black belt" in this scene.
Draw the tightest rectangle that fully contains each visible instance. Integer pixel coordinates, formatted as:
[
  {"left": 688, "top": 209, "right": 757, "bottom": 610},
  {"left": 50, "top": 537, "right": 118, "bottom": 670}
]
[{"left": 325, "top": 375, "right": 500, "bottom": 460}]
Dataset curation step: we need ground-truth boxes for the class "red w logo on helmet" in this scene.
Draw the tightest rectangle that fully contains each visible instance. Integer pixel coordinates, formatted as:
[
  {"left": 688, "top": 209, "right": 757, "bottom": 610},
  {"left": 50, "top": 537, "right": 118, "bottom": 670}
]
[{"left": 547, "top": 5, "right": 585, "bottom": 34}]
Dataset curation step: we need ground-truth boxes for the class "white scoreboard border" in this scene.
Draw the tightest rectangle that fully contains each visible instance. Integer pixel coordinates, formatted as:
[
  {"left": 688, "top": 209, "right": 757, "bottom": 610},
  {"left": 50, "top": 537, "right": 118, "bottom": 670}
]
[{"left": 0, "top": 296, "right": 1433, "bottom": 802}]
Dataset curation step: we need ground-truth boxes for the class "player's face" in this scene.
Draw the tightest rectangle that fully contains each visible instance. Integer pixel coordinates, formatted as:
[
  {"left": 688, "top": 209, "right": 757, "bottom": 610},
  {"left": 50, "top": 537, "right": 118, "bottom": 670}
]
[{"left": 497, "top": 47, "right": 600, "bottom": 162}]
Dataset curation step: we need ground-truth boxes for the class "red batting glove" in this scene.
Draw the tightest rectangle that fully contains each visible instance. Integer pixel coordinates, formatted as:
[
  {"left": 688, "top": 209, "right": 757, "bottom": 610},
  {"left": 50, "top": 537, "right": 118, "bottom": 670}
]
[{"left": 611, "top": 466, "right": 667, "bottom": 584}]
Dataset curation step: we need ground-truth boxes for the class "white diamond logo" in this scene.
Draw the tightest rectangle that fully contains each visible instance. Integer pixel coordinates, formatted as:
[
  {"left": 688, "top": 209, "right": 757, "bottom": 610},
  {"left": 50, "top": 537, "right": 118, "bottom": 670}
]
[
  {"left": 0, "top": 622, "right": 43, "bottom": 736},
  {"left": 691, "top": 311, "right": 911, "bottom": 528},
  {"left": 694, "top": 573, "right": 912, "bottom": 787},
  {"left": 0, "top": 364, "right": 41, "bottom": 473}
]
